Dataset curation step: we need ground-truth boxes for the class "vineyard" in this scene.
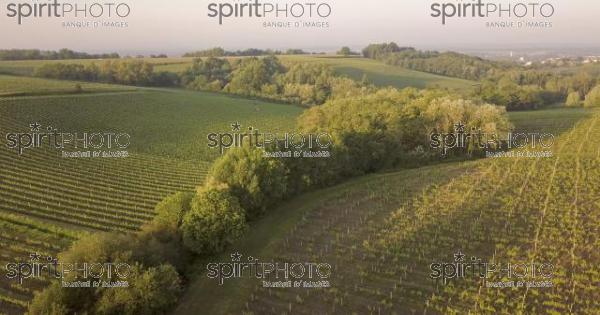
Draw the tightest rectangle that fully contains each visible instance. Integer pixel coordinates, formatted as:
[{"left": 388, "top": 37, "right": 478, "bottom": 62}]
[
  {"left": 0, "top": 213, "right": 79, "bottom": 315},
  {"left": 0, "top": 87, "right": 301, "bottom": 314},
  {"left": 0, "top": 75, "right": 135, "bottom": 97},
  {"left": 180, "top": 109, "right": 600, "bottom": 315}
]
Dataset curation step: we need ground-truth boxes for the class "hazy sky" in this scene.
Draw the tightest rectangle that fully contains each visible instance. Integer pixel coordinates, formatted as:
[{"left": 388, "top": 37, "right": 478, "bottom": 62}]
[{"left": 0, "top": 0, "right": 599, "bottom": 54}]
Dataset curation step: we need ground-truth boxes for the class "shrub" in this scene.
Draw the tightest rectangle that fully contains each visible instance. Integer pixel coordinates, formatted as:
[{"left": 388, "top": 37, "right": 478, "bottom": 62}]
[
  {"left": 28, "top": 282, "right": 69, "bottom": 315},
  {"left": 209, "top": 146, "right": 288, "bottom": 218},
  {"left": 28, "top": 232, "right": 184, "bottom": 315},
  {"left": 584, "top": 85, "right": 600, "bottom": 107},
  {"left": 95, "top": 264, "right": 182, "bottom": 315},
  {"left": 565, "top": 91, "right": 582, "bottom": 107},
  {"left": 28, "top": 233, "right": 140, "bottom": 314},
  {"left": 298, "top": 88, "right": 417, "bottom": 175},
  {"left": 181, "top": 183, "right": 247, "bottom": 254},
  {"left": 152, "top": 192, "right": 194, "bottom": 231}
]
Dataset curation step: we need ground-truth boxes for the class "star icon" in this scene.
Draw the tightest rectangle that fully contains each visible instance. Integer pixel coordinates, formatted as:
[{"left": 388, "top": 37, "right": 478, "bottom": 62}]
[
  {"left": 231, "top": 252, "right": 242, "bottom": 262},
  {"left": 454, "top": 122, "right": 465, "bottom": 133},
  {"left": 29, "top": 122, "right": 41, "bottom": 131},
  {"left": 231, "top": 122, "right": 241, "bottom": 131},
  {"left": 30, "top": 252, "right": 41, "bottom": 261},
  {"left": 454, "top": 251, "right": 465, "bottom": 262}
]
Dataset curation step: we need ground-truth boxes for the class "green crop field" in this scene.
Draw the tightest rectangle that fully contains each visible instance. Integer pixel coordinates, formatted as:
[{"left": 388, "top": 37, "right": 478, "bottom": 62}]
[
  {"left": 0, "top": 213, "right": 81, "bottom": 315},
  {"left": 279, "top": 55, "right": 477, "bottom": 91},
  {"left": 0, "top": 87, "right": 301, "bottom": 314},
  {"left": 0, "top": 75, "right": 135, "bottom": 97},
  {"left": 508, "top": 106, "right": 593, "bottom": 134},
  {"left": 174, "top": 108, "right": 600, "bottom": 315}
]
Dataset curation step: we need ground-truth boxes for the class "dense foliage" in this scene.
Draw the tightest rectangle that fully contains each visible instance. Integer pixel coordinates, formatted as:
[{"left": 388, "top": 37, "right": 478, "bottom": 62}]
[
  {"left": 363, "top": 43, "right": 502, "bottom": 81},
  {"left": 362, "top": 42, "right": 600, "bottom": 110},
  {"left": 208, "top": 146, "right": 288, "bottom": 218},
  {"left": 181, "top": 183, "right": 247, "bottom": 254},
  {"left": 32, "top": 56, "right": 371, "bottom": 106},
  {"left": 476, "top": 69, "right": 598, "bottom": 110},
  {"left": 337, "top": 47, "right": 359, "bottom": 56},
  {"left": 180, "top": 56, "right": 371, "bottom": 106},
  {"left": 584, "top": 85, "right": 600, "bottom": 107},
  {"left": 28, "top": 233, "right": 182, "bottom": 315},
  {"left": 34, "top": 60, "right": 179, "bottom": 86}
]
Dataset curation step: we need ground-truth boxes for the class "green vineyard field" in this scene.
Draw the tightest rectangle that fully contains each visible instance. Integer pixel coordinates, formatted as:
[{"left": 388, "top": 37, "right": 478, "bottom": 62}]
[
  {"left": 0, "top": 87, "right": 301, "bottom": 314},
  {"left": 0, "top": 75, "right": 135, "bottom": 97},
  {"left": 178, "top": 109, "right": 600, "bottom": 315}
]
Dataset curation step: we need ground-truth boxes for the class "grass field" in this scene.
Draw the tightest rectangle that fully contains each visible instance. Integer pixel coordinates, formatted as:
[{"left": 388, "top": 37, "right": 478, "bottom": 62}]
[
  {"left": 173, "top": 108, "right": 599, "bottom": 315},
  {"left": 0, "top": 86, "right": 301, "bottom": 314}
]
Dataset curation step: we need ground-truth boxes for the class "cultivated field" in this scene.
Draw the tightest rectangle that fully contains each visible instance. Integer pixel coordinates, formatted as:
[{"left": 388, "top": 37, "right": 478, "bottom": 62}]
[
  {"left": 0, "top": 213, "right": 80, "bottom": 315},
  {"left": 0, "top": 84, "right": 301, "bottom": 314},
  {"left": 175, "top": 108, "right": 600, "bottom": 315},
  {"left": 0, "top": 75, "right": 135, "bottom": 97},
  {"left": 0, "top": 55, "right": 595, "bottom": 315}
]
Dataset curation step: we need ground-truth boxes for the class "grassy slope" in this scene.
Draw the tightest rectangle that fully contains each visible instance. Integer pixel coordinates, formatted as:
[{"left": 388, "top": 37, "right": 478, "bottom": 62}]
[{"left": 172, "top": 107, "right": 595, "bottom": 315}]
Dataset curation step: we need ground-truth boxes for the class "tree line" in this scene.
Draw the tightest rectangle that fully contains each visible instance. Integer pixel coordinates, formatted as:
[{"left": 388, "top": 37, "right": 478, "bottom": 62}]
[
  {"left": 0, "top": 49, "right": 119, "bottom": 61},
  {"left": 362, "top": 42, "right": 509, "bottom": 81},
  {"left": 363, "top": 42, "right": 600, "bottom": 110},
  {"left": 34, "top": 56, "right": 369, "bottom": 107},
  {"left": 182, "top": 47, "right": 309, "bottom": 58}
]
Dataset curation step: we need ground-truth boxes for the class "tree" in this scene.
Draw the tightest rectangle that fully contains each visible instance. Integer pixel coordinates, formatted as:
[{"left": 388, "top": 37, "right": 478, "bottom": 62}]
[
  {"left": 28, "top": 282, "right": 69, "bottom": 315},
  {"left": 95, "top": 264, "right": 182, "bottom": 315},
  {"left": 565, "top": 91, "right": 582, "bottom": 107},
  {"left": 337, "top": 47, "right": 352, "bottom": 56},
  {"left": 584, "top": 85, "right": 600, "bottom": 107},
  {"left": 152, "top": 192, "right": 194, "bottom": 231},
  {"left": 225, "top": 57, "right": 283, "bottom": 95},
  {"left": 208, "top": 146, "right": 288, "bottom": 218},
  {"left": 181, "top": 183, "right": 247, "bottom": 254}
]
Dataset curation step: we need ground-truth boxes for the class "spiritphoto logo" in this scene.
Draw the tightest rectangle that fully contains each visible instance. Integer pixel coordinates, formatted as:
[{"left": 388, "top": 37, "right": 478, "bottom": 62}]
[
  {"left": 430, "top": 251, "right": 554, "bottom": 288},
  {"left": 430, "top": 122, "right": 554, "bottom": 158},
  {"left": 4, "top": 122, "right": 131, "bottom": 158},
  {"left": 207, "top": 0, "right": 332, "bottom": 28},
  {"left": 207, "top": 252, "right": 332, "bottom": 288},
  {"left": 207, "top": 122, "right": 332, "bottom": 158},
  {"left": 430, "top": 0, "right": 556, "bottom": 29},
  {"left": 4, "top": 252, "right": 131, "bottom": 288},
  {"left": 4, "top": 0, "right": 131, "bottom": 28}
]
